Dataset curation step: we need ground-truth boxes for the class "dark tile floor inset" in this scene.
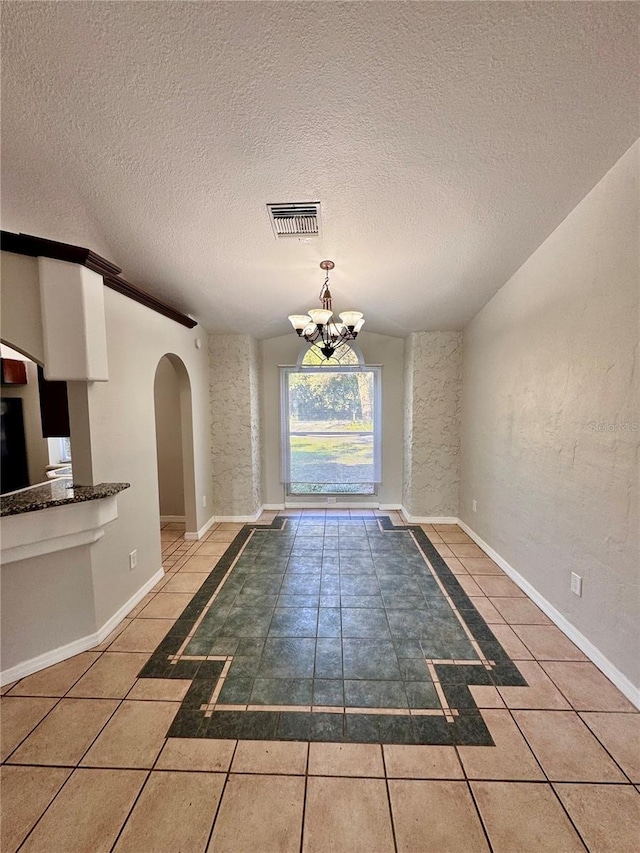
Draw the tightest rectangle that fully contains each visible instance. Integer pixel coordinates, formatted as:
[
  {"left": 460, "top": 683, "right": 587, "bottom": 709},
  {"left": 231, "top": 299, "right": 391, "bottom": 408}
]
[{"left": 141, "top": 516, "right": 526, "bottom": 745}]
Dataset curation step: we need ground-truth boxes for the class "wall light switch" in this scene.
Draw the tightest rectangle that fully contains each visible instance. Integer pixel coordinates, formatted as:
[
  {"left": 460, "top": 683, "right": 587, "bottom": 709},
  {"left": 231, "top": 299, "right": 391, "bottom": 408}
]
[
  {"left": 202, "top": 495, "right": 207, "bottom": 508},
  {"left": 472, "top": 499, "right": 477, "bottom": 513},
  {"left": 571, "top": 572, "right": 582, "bottom": 597},
  {"left": 129, "top": 550, "right": 137, "bottom": 571}
]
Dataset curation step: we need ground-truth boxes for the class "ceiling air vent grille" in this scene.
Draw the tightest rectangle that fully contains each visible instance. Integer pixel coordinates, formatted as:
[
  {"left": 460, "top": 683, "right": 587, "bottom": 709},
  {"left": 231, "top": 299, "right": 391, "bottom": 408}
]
[{"left": 267, "top": 202, "right": 320, "bottom": 239}]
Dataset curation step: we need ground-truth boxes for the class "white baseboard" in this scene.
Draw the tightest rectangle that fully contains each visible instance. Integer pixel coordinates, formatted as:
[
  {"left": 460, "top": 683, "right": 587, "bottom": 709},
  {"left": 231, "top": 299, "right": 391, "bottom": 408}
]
[
  {"left": 160, "top": 515, "right": 185, "bottom": 523},
  {"left": 400, "top": 506, "right": 459, "bottom": 524},
  {"left": 184, "top": 507, "right": 288, "bottom": 536},
  {"left": 262, "top": 503, "right": 285, "bottom": 511},
  {"left": 457, "top": 519, "right": 640, "bottom": 710},
  {"left": 0, "top": 568, "right": 164, "bottom": 687},
  {"left": 184, "top": 513, "right": 216, "bottom": 540},
  {"left": 212, "top": 505, "right": 266, "bottom": 523}
]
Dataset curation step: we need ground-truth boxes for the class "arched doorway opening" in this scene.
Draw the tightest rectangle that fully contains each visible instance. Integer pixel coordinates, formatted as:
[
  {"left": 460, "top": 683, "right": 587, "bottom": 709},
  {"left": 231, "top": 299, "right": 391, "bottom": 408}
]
[{"left": 153, "top": 354, "right": 197, "bottom": 537}]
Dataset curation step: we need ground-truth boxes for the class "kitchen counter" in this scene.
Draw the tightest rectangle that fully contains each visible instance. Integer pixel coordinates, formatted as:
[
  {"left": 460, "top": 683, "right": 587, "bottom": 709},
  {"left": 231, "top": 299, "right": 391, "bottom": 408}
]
[{"left": 0, "top": 480, "right": 130, "bottom": 517}]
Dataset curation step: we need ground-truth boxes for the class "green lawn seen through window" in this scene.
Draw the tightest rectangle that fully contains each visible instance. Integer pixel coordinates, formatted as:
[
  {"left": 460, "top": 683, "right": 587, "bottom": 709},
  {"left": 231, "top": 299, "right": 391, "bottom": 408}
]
[{"left": 284, "top": 359, "right": 378, "bottom": 496}]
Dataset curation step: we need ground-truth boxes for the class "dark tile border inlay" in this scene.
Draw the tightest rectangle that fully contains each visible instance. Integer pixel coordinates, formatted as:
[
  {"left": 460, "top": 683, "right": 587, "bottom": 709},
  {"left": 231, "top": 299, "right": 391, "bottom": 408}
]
[{"left": 141, "top": 516, "right": 527, "bottom": 746}]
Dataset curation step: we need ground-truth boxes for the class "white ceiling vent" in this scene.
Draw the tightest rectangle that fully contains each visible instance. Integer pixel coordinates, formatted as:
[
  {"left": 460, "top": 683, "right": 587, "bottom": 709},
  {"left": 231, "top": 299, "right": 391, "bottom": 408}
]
[{"left": 267, "top": 202, "right": 320, "bottom": 239}]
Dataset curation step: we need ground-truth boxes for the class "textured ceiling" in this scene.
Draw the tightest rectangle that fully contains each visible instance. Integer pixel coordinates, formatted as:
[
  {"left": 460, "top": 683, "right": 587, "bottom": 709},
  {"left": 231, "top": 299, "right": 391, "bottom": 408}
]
[{"left": 2, "top": 2, "right": 638, "bottom": 338}]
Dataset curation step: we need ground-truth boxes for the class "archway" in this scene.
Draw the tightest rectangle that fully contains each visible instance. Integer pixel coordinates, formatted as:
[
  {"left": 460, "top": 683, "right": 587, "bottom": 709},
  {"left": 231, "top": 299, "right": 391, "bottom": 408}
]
[{"left": 153, "top": 354, "right": 197, "bottom": 537}]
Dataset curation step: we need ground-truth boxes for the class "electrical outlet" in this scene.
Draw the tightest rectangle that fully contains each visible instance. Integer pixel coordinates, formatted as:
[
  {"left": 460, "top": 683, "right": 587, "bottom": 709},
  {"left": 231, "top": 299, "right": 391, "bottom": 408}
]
[
  {"left": 570, "top": 572, "right": 582, "bottom": 597},
  {"left": 472, "top": 499, "right": 477, "bottom": 513},
  {"left": 327, "top": 497, "right": 337, "bottom": 504},
  {"left": 129, "top": 550, "right": 137, "bottom": 571},
  {"left": 202, "top": 495, "right": 207, "bottom": 508}
]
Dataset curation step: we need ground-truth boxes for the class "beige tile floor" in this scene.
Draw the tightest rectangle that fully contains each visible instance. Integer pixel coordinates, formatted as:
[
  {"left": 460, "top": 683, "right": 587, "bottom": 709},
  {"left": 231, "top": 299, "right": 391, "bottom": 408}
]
[{"left": 1, "top": 511, "right": 638, "bottom": 852}]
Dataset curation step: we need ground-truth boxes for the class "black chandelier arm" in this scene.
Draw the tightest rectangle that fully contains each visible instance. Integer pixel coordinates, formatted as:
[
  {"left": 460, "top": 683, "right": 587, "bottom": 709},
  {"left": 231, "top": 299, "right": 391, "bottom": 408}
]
[{"left": 301, "top": 322, "right": 359, "bottom": 348}]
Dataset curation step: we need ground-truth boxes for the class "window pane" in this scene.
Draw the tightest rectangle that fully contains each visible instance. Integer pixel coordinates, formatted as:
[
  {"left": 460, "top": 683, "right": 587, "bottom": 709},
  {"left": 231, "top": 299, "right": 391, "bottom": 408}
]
[
  {"left": 301, "top": 343, "right": 360, "bottom": 366},
  {"left": 289, "top": 482, "right": 375, "bottom": 495},
  {"left": 290, "top": 434, "right": 374, "bottom": 485},
  {"left": 281, "top": 362, "right": 381, "bottom": 493},
  {"left": 289, "top": 372, "right": 374, "bottom": 432}
]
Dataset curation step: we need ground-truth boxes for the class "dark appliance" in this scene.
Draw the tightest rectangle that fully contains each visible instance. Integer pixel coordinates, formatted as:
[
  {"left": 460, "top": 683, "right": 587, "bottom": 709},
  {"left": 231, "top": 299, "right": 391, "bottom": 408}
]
[{"left": 1, "top": 397, "right": 29, "bottom": 493}]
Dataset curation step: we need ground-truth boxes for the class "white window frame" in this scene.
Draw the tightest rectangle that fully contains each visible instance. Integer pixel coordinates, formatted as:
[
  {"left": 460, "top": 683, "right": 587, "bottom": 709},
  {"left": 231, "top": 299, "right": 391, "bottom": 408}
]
[{"left": 280, "top": 360, "right": 382, "bottom": 496}]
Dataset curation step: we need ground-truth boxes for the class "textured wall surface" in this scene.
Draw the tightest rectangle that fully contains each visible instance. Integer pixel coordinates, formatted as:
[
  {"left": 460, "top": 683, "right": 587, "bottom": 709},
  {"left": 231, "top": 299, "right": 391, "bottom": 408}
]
[
  {"left": 460, "top": 142, "right": 639, "bottom": 688},
  {"left": 2, "top": 3, "right": 638, "bottom": 337},
  {"left": 404, "top": 331, "right": 462, "bottom": 517},
  {"left": 209, "top": 335, "right": 262, "bottom": 517}
]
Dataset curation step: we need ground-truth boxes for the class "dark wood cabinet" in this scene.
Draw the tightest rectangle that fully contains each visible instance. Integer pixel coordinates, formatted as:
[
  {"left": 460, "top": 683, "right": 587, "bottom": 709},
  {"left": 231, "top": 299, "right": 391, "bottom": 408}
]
[
  {"left": 0, "top": 358, "right": 28, "bottom": 385},
  {"left": 37, "top": 366, "right": 70, "bottom": 438}
]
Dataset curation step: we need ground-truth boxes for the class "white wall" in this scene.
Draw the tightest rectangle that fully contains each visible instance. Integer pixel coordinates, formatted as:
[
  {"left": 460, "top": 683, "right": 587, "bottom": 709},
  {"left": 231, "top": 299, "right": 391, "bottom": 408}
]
[
  {"left": 260, "top": 332, "right": 405, "bottom": 507},
  {"left": 459, "top": 141, "right": 639, "bottom": 690},
  {"left": 0, "top": 253, "right": 45, "bottom": 365},
  {"left": 403, "top": 331, "right": 462, "bottom": 518},
  {"left": 1, "top": 546, "right": 96, "bottom": 671},
  {"left": 85, "top": 290, "right": 211, "bottom": 625},
  {"left": 154, "top": 356, "right": 185, "bottom": 518},
  {"left": 209, "top": 334, "right": 262, "bottom": 518},
  {"left": 0, "top": 252, "right": 213, "bottom": 636}
]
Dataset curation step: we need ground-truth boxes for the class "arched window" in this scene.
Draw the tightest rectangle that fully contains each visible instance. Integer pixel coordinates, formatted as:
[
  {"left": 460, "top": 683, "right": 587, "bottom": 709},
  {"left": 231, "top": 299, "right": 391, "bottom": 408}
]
[
  {"left": 281, "top": 343, "right": 381, "bottom": 496},
  {"left": 298, "top": 342, "right": 363, "bottom": 367}
]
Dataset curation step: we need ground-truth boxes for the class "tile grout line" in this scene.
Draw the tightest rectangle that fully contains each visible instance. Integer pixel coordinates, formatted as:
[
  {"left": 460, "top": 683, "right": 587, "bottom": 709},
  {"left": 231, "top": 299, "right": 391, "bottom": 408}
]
[
  {"left": 66, "top": 693, "right": 127, "bottom": 769},
  {"left": 381, "top": 744, "right": 400, "bottom": 853},
  {"left": 505, "top": 706, "right": 552, "bottom": 784},
  {"left": 509, "top": 701, "right": 636, "bottom": 787},
  {"left": 547, "top": 782, "right": 592, "bottom": 852},
  {"left": 3, "top": 651, "right": 109, "bottom": 765},
  {"left": 2, "top": 693, "right": 63, "bottom": 765},
  {"left": 533, "top": 664, "right": 639, "bottom": 784},
  {"left": 5, "top": 647, "right": 105, "bottom": 701},
  {"left": 462, "top": 677, "right": 589, "bottom": 853},
  {"left": 107, "top": 703, "right": 187, "bottom": 853},
  {"left": 12, "top": 688, "right": 126, "bottom": 853},
  {"left": 466, "top": 778, "right": 495, "bottom": 853},
  {"left": 5, "top": 760, "right": 637, "bottom": 785},
  {"left": 466, "top": 779, "right": 500, "bottom": 853},
  {"left": 573, "top": 712, "right": 636, "bottom": 786},
  {"left": 298, "top": 741, "right": 311, "bottom": 853},
  {"left": 107, "top": 768, "right": 153, "bottom": 853},
  {"left": 204, "top": 738, "right": 240, "bottom": 851},
  {"left": 499, "top": 701, "right": 613, "bottom": 850},
  {"left": 454, "top": 719, "right": 495, "bottom": 852},
  {"left": 14, "top": 767, "right": 77, "bottom": 853}
]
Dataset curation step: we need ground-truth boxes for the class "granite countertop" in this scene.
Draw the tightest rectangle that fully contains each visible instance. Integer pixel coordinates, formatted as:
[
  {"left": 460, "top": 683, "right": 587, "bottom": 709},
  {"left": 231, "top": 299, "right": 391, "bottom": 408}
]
[{"left": 0, "top": 480, "right": 130, "bottom": 517}]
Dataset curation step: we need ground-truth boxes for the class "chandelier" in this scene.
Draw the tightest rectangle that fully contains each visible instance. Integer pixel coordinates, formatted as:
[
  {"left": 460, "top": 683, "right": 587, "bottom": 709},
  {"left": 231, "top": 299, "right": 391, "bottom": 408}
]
[{"left": 288, "top": 261, "right": 364, "bottom": 360}]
